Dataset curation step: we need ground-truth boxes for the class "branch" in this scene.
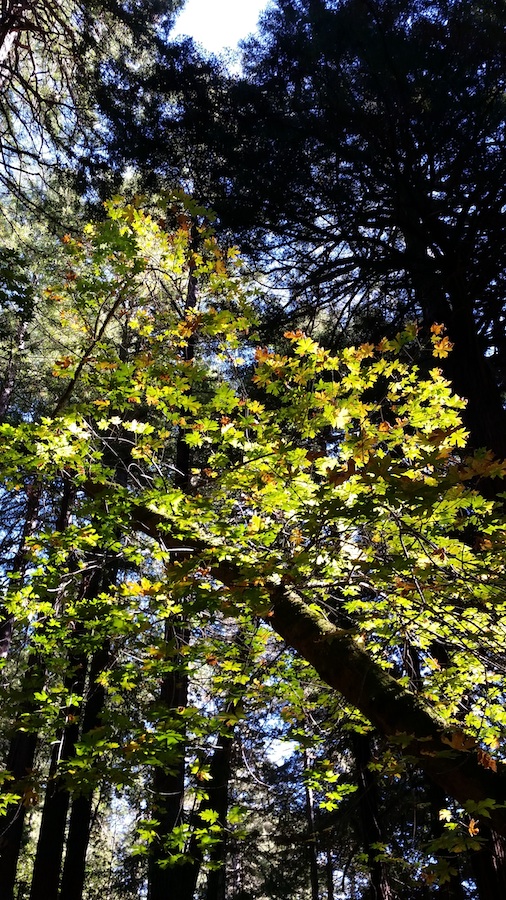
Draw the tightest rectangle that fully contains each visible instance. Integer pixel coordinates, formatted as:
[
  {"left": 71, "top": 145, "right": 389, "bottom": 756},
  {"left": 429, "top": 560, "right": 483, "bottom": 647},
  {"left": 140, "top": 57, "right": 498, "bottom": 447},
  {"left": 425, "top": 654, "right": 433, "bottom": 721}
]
[{"left": 84, "top": 482, "right": 506, "bottom": 834}]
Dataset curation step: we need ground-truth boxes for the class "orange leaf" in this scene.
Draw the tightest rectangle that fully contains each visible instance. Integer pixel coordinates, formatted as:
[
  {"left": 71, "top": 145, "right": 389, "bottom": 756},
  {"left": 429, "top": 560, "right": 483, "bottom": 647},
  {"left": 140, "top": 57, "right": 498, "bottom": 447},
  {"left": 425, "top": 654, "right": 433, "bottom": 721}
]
[
  {"left": 477, "top": 748, "right": 497, "bottom": 772},
  {"left": 468, "top": 819, "right": 480, "bottom": 836}
]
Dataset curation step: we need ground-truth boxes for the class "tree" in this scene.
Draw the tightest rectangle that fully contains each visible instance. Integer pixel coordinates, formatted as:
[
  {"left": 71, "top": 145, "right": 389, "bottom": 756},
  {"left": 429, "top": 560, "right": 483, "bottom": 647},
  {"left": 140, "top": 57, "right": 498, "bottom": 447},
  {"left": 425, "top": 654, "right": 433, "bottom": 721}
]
[
  {"left": 2, "top": 199, "right": 506, "bottom": 897},
  {"left": 102, "top": 0, "right": 506, "bottom": 458},
  {"left": 0, "top": 0, "right": 183, "bottom": 216}
]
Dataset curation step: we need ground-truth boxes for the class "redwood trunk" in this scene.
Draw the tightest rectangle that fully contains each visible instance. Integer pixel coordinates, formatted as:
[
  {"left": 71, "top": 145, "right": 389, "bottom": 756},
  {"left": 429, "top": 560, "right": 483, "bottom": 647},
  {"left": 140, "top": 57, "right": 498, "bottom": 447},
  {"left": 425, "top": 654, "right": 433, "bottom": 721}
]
[
  {"left": 147, "top": 626, "right": 190, "bottom": 900},
  {"left": 58, "top": 643, "right": 110, "bottom": 900}
]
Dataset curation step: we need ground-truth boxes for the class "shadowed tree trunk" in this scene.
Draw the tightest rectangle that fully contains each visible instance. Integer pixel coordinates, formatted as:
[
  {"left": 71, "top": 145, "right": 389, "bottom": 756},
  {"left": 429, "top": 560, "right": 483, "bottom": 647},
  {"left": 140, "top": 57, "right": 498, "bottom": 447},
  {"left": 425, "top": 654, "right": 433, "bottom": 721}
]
[
  {"left": 147, "top": 622, "right": 191, "bottom": 900},
  {"left": 204, "top": 726, "right": 235, "bottom": 900},
  {"left": 28, "top": 564, "right": 104, "bottom": 900},
  {"left": 0, "top": 480, "right": 40, "bottom": 659},
  {"left": 325, "top": 846, "right": 334, "bottom": 900},
  {"left": 148, "top": 263, "right": 197, "bottom": 900},
  {"left": 58, "top": 641, "right": 111, "bottom": 900},
  {"left": 470, "top": 826, "right": 506, "bottom": 899},
  {"left": 303, "top": 748, "right": 320, "bottom": 900},
  {"left": 352, "top": 732, "right": 395, "bottom": 900},
  {"left": 0, "top": 716, "right": 38, "bottom": 900},
  {"left": 0, "top": 482, "right": 66, "bottom": 900}
]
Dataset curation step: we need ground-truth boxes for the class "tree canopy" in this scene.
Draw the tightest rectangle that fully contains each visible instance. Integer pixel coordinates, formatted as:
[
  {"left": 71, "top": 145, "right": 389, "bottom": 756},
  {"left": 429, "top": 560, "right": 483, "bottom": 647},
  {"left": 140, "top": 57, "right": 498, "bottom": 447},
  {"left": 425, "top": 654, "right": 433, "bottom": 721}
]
[
  {"left": 1, "top": 2, "right": 506, "bottom": 898},
  {"left": 1, "top": 199, "right": 506, "bottom": 898},
  {"left": 101, "top": 0, "right": 506, "bottom": 455}
]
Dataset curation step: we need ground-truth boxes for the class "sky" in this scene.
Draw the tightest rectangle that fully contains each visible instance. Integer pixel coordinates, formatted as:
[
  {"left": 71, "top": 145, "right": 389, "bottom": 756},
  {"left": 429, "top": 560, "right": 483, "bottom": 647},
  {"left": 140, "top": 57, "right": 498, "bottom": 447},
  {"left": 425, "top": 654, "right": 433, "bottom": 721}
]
[{"left": 171, "top": 0, "right": 270, "bottom": 54}]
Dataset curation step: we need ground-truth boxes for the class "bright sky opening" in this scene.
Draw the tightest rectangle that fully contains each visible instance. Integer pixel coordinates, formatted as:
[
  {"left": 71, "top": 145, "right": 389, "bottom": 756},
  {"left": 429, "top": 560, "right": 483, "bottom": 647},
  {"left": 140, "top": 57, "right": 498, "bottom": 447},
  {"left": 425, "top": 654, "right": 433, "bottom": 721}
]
[{"left": 171, "top": 0, "right": 271, "bottom": 54}]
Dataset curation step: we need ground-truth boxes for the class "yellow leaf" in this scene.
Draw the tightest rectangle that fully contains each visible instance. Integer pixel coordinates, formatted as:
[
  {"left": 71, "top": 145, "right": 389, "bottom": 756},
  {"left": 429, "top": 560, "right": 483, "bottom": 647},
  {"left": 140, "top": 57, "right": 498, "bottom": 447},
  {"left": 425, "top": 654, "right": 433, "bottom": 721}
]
[{"left": 432, "top": 336, "right": 453, "bottom": 358}]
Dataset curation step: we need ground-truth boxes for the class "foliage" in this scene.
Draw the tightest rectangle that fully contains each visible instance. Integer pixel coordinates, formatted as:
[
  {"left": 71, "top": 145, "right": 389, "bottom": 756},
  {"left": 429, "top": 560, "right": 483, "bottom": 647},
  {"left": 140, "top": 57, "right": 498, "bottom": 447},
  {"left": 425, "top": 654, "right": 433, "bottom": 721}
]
[
  {"left": 103, "top": 0, "right": 506, "bottom": 461},
  {"left": 2, "top": 199, "right": 506, "bottom": 897}
]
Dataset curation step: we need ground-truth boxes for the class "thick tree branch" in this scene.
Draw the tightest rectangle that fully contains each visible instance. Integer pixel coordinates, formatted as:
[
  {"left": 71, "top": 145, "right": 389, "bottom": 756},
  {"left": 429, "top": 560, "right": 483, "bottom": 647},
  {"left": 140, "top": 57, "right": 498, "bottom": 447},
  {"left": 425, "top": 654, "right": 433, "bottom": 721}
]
[{"left": 85, "top": 484, "right": 506, "bottom": 835}]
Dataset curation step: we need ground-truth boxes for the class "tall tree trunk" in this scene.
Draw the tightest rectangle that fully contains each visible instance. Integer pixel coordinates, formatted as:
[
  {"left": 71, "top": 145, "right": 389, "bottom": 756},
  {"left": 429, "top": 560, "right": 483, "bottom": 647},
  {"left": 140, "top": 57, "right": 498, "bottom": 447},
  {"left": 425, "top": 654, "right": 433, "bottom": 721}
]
[
  {"left": 204, "top": 728, "right": 235, "bottom": 900},
  {"left": 351, "top": 732, "right": 395, "bottom": 900},
  {"left": 147, "top": 262, "right": 197, "bottom": 899},
  {"left": 57, "top": 378, "right": 131, "bottom": 900},
  {"left": 404, "top": 229, "right": 506, "bottom": 460},
  {"left": 325, "top": 847, "right": 334, "bottom": 900},
  {"left": 28, "top": 736, "right": 75, "bottom": 900},
  {"left": 0, "top": 722, "right": 38, "bottom": 900},
  {"left": 303, "top": 749, "right": 320, "bottom": 900},
  {"left": 58, "top": 642, "right": 110, "bottom": 900},
  {"left": 147, "top": 623, "right": 190, "bottom": 900},
  {"left": 470, "top": 827, "right": 506, "bottom": 900},
  {"left": 178, "top": 701, "right": 238, "bottom": 900},
  {"left": 444, "top": 290, "right": 506, "bottom": 461},
  {"left": 0, "top": 481, "right": 66, "bottom": 900},
  {"left": 29, "top": 568, "right": 101, "bottom": 900}
]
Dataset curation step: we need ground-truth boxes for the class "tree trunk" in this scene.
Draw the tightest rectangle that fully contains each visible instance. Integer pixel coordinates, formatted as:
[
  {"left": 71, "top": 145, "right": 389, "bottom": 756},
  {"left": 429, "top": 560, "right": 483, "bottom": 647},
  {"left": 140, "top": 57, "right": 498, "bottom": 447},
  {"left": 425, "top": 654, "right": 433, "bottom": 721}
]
[
  {"left": 303, "top": 749, "right": 320, "bottom": 900},
  {"left": 29, "top": 569, "right": 101, "bottom": 900},
  {"left": 0, "top": 482, "right": 67, "bottom": 899},
  {"left": 147, "top": 624, "right": 191, "bottom": 900},
  {"left": 470, "top": 826, "right": 506, "bottom": 900},
  {"left": 148, "top": 267, "right": 197, "bottom": 899},
  {"left": 58, "top": 642, "right": 110, "bottom": 900},
  {"left": 204, "top": 728, "right": 235, "bottom": 900},
  {"left": 0, "top": 726, "right": 38, "bottom": 900},
  {"left": 325, "top": 847, "right": 334, "bottom": 900},
  {"left": 0, "top": 480, "right": 40, "bottom": 659},
  {"left": 28, "top": 738, "right": 74, "bottom": 900},
  {"left": 352, "top": 733, "right": 395, "bottom": 900},
  {"left": 444, "top": 292, "right": 506, "bottom": 461},
  {"left": 404, "top": 227, "right": 506, "bottom": 461}
]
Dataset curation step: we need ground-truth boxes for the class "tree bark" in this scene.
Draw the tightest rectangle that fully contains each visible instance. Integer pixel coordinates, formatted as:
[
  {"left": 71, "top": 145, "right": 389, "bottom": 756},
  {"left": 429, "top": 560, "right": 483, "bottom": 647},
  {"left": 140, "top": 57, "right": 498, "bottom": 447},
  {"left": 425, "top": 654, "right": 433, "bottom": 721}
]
[
  {"left": 203, "top": 722, "right": 237, "bottom": 900},
  {"left": 470, "top": 826, "right": 506, "bottom": 899},
  {"left": 0, "top": 481, "right": 67, "bottom": 900},
  {"left": 58, "top": 642, "right": 110, "bottom": 900},
  {"left": 0, "top": 726, "right": 38, "bottom": 900},
  {"left": 403, "top": 227, "right": 506, "bottom": 461},
  {"left": 303, "top": 749, "right": 320, "bottom": 900},
  {"left": 148, "top": 262, "right": 198, "bottom": 899},
  {"left": 29, "top": 568, "right": 101, "bottom": 900},
  {"left": 0, "top": 480, "right": 41, "bottom": 659},
  {"left": 147, "top": 624, "right": 191, "bottom": 900},
  {"left": 325, "top": 847, "right": 334, "bottom": 900},
  {"left": 352, "top": 732, "right": 395, "bottom": 900}
]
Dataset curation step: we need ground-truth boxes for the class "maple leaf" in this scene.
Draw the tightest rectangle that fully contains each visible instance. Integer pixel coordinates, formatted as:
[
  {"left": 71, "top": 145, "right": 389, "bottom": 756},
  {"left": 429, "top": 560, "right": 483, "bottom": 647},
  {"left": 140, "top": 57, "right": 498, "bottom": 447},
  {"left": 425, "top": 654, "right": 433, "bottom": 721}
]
[
  {"left": 441, "top": 731, "right": 477, "bottom": 752},
  {"left": 477, "top": 748, "right": 498, "bottom": 772},
  {"left": 468, "top": 819, "right": 480, "bottom": 836},
  {"left": 432, "top": 336, "right": 454, "bottom": 358}
]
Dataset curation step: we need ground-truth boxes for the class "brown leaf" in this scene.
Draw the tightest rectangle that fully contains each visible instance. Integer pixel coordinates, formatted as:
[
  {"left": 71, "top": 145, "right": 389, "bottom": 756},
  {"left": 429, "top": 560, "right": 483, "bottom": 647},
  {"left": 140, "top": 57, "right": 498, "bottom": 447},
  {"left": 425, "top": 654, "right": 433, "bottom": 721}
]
[
  {"left": 441, "top": 731, "right": 477, "bottom": 752},
  {"left": 477, "top": 748, "right": 498, "bottom": 772}
]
